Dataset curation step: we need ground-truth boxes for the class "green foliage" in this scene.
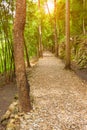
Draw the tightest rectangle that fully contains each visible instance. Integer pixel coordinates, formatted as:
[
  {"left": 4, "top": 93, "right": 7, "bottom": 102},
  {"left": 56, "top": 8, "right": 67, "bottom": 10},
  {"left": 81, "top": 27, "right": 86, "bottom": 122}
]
[
  {"left": 0, "top": 0, "right": 87, "bottom": 80},
  {"left": 42, "top": 15, "right": 54, "bottom": 49},
  {"left": 25, "top": 0, "right": 39, "bottom": 58},
  {"left": 71, "top": 35, "right": 87, "bottom": 68},
  {"left": 0, "top": 0, "right": 14, "bottom": 76},
  {"left": 58, "top": 0, "right": 87, "bottom": 68}
]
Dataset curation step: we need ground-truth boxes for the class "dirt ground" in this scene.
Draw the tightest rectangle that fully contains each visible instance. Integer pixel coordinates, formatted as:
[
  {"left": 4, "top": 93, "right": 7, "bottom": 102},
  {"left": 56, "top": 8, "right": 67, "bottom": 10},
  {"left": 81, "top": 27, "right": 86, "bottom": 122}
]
[
  {"left": 0, "top": 82, "right": 17, "bottom": 130},
  {"left": 74, "top": 68, "right": 87, "bottom": 81},
  {"left": 20, "top": 52, "right": 87, "bottom": 130},
  {"left": 0, "top": 51, "right": 87, "bottom": 130}
]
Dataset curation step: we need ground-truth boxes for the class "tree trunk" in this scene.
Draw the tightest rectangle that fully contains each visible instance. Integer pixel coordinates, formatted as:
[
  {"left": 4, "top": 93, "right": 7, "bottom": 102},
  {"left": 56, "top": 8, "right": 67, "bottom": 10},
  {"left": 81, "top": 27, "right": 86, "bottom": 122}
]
[
  {"left": 38, "top": 25, "right": 43, "bottom": 57},
  {"left": 38, "top": 0, "right": 43, "bottom": 57},
  {"left": 54, "top": 0, "right": 59, "bottom": 57},
  {"left": 24, "top": 40, "right": 31, "bottom": 68},
  {"left": 13, "top": 0, "right": 31, "bottom": 112},
  {"left": 83, "top": 0, "right": 86, "bottom": 35},
  {"left": 65, "top": 0, "right": 71, "bottom": 69}
]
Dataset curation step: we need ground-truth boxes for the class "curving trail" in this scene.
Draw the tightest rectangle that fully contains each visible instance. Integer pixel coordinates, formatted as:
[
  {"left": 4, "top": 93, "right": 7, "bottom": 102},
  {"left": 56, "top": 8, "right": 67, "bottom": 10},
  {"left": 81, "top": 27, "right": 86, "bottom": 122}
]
[{"left": 20, "top": 51, "right": 87, "bottom": 130}]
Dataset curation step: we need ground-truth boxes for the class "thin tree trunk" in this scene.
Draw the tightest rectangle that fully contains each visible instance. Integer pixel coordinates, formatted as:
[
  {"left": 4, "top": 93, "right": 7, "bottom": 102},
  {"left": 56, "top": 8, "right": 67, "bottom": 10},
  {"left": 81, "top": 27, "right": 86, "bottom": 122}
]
[
  {"left": 13, "top": 0, "right": 31, "bottom": 112},
  {"left": 45, "top": 0, "right": 55, "bottom": 53},
  {"left": 38, "top": 25, "right": 43, "bottom": 57},
  {"left": 38, "top": 0, "right": 43, "bottom": 57},
  {"left": 65, "top": 0, "right": 71, "bottom": 69},
  {"left": 46, "top": 1, "right": 51, "bottom": 17},
  {"left": 54, "top": 0, "right": 58, "bottom": 57},
  {"left": 83, "top": 0, "right": 86, "bottom": 35}
]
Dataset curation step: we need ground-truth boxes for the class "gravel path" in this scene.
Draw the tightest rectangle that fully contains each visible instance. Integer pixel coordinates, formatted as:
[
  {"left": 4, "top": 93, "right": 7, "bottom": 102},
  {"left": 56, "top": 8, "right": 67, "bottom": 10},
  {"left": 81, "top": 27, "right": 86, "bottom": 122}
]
[{"left": 20, "top": 51, "right": 87, "bottom": 130}]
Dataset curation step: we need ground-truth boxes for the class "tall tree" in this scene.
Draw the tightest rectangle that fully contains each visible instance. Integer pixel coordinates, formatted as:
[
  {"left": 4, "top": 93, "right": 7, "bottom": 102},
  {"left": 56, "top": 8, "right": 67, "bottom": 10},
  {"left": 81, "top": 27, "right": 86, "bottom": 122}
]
[
  {"left": 54, "top": 0, "right": 59, "bottom": 57},
  {"left": 13, "top": 0, "right": 31, "bottom": 112},
  {"left": 65, "top": 0, "right": 71, "bottom": 69},
  {"left": 83, "top": 0, "right": 86, "bottom": 35},
  {"left": 38, "top": 0, "right": 43, "bottom": 57}
]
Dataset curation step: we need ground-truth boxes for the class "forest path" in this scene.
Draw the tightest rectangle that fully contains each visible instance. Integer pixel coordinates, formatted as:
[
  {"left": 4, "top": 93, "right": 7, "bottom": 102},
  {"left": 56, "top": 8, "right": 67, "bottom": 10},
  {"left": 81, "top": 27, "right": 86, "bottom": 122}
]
[{"left": 20, "top": 51, "right": 87, "bottom": 130}]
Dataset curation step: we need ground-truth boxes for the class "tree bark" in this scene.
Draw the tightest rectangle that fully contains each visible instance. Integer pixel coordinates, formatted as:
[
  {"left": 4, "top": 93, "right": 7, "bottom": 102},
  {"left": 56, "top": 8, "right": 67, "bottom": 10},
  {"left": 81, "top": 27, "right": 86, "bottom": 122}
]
[
  {"left": 38, "top": 0, "right": 43, "bottom": 57},
  {"left": 13, "top": 0, "right": 31, "bottom": 112},
  {"left": 65, "top": 0, "right": 71, "bottom": 69},
  {"left": 54, "top": 0, "right": 59, "bottom": 57},
  {"left": 83, "top": 0, "right": 86, "bottom": 35},
  {"left": 24, "top": 40, "right": 31, "bottom": 68}
]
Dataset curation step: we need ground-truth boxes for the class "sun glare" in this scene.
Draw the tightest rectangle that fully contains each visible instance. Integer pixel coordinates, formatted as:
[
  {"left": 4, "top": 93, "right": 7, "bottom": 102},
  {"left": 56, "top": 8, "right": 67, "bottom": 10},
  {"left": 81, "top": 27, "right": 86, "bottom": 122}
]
[{"left": 44, "top": 0, "right": 54, "bottom": 14}]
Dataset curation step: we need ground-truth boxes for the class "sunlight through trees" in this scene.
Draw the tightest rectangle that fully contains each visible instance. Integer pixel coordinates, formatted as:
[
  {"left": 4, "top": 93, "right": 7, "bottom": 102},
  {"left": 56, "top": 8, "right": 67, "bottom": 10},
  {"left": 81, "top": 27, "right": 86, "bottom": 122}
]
[{"left": 0, "top": 0, "right": 87, "bottom": 112}]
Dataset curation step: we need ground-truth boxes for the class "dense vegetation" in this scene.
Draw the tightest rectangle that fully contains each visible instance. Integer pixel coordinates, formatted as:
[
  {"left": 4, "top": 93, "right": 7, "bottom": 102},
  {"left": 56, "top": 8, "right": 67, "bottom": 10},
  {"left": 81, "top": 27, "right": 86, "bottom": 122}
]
[{"left": 0, "top": 0, "right": 87, "bottom": 82}]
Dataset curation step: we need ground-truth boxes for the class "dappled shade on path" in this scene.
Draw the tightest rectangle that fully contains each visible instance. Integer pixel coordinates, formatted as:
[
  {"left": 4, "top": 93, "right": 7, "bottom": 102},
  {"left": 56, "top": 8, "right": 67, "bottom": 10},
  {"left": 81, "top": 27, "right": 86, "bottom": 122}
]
[
  {"left": 0, "top": 83, "right": 17, "bottom": 130},
  {"left": 20, "top": 51, "right": 87, "bottom": 130},
  {"left": 0, "top": 83, "right": 17, "bottom": 118}
]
